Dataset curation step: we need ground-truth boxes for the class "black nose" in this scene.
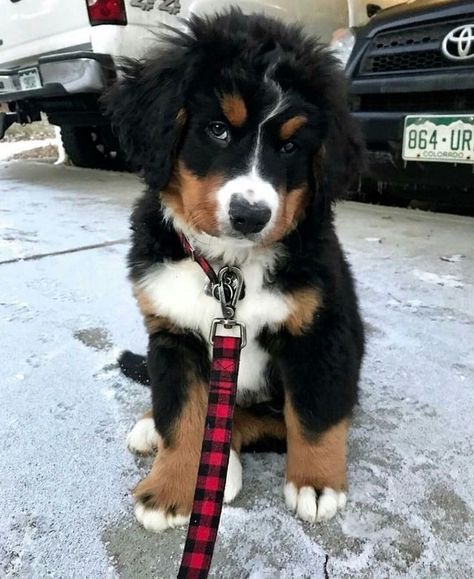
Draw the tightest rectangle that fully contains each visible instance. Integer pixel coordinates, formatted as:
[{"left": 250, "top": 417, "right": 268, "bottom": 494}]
[{"left": 229, "top": 197, "right": 271, "bottom": 235}]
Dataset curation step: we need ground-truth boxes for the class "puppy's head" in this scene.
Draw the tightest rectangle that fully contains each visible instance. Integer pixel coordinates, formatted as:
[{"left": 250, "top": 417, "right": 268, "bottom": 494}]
[{"left": 104, "top": 9, "right": 364, "bottom": 245}]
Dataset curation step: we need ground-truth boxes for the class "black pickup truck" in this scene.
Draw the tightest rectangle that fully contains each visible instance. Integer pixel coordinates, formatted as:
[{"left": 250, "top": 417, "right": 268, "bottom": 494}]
[{"left": 347, "top": 0, "right": 474, "bottom": 190}]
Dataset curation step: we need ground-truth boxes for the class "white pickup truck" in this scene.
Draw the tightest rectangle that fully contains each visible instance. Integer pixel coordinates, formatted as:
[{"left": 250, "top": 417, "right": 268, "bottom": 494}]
[{"left": 0, "top": 0, "right": 398, "bottom": 169}]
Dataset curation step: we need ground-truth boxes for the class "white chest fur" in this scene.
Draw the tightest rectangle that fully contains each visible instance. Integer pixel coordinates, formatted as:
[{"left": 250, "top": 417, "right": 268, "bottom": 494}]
[{"left": 138, "top": 250, "right": 290, "bottom": 401}]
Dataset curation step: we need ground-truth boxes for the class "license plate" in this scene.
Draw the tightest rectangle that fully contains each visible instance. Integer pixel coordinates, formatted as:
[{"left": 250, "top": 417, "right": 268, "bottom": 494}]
[
  {"left": 19, "top": 67, "right": 42, "bottom": 91},
  {"left": 402, "top": 114, "right": 474, "bottom": 164}
]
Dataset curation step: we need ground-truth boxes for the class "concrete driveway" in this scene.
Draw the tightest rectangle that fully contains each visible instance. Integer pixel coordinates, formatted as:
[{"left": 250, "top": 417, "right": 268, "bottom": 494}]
[{"left": 1, "top": 160, "right": 473, "bottom": 578}]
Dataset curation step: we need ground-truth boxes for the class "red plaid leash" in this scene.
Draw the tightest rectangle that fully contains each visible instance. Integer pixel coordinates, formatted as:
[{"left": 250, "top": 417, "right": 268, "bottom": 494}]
[
  {"left": 177, "top": 232, "right": 246, "bottom": 579},
  {"left": 178, "top": 333, "right": 242, "bottom": 579}
]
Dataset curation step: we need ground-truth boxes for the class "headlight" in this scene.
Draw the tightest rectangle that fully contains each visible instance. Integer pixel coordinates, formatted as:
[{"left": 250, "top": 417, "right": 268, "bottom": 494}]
[{"left": 330, "top": 29, "right": 356, "bottom": 69}]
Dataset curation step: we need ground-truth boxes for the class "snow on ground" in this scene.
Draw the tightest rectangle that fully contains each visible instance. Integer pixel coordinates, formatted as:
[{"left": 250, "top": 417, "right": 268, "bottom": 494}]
[
  {"left": 0, "top": 139, "right": 56, "bottom": 162},
  {"left": 1, "top": 161, "right": 473, "bottom": 578}
]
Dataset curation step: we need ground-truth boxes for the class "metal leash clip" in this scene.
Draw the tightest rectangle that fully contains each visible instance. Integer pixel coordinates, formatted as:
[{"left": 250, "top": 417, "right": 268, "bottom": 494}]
[
  {"left": 216, "top": 266, "right": 244, "bottom": 319},
  {"left": 209, "top": 266, "right": 247, "bottom": 348},
  {"left": 205, "top": 266, "right": 245, "bottom": 307}
]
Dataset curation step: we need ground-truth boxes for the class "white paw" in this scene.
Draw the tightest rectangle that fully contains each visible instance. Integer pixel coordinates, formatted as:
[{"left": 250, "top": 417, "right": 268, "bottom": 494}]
[
  {"left": 134, "top": 502, "right": 189, "bottom": 533},
  {"left": 224, "top": 449, "right": 242, "bottom": 503},
  {"left": 284, "top": 483, "right": 346, "bottom": 523},
  {"left": 127, "top": 417, "right": 161, "bottom": 454}
]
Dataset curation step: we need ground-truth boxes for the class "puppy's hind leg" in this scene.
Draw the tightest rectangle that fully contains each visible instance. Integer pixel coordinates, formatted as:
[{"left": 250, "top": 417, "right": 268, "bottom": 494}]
[
  {"left": 228, "top": 407, "right": 287, "bottom": 504},
  {"left": 127, "top": 410, "right": 161, "bottom": 455}
]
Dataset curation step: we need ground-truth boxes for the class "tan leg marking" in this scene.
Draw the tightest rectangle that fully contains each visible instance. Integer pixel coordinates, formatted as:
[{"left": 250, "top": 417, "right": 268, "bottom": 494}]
[
  {"left": 225, "top": 407, "right": 286, "bottom": 505},
  {"left": 284, "top": 287, "right": 323, "bottom": 335},
  {"left": 284, "top": 399, "right": 349, "bottom": 522},
  {"left": 134, "top": 383, "right": 207, "bottom": 519},
  {"left": 232, "top": 408, "right": 287, "bottom": 453},
  {"left": 285, "top": 399, "right": 348, "bottom": 491}
]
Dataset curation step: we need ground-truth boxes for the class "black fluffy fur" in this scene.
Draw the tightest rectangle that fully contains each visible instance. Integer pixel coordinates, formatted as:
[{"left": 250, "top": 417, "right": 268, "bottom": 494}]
[{"left": 104, "top": 9, "right": 365, "bottom": 445}]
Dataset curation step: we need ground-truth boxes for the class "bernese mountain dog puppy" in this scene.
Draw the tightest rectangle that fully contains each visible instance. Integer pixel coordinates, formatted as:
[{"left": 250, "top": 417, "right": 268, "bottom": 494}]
[{"left": 104, "top": 8, "right": 365, "bottom": 532}]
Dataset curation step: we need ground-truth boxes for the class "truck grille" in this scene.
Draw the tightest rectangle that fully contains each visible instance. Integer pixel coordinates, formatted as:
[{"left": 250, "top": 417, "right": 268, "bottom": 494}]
[
  {"left": 359, "top": 18, "right": 474, "bottom": 75},
  {"left": 353, "top": 90, "right": 474, "bottom": 113}
]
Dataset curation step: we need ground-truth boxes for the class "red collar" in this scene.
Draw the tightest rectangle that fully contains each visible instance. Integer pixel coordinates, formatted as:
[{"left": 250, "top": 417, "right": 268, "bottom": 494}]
[{"left": 178, "top": 231, "right": 219, "bottom": 285}]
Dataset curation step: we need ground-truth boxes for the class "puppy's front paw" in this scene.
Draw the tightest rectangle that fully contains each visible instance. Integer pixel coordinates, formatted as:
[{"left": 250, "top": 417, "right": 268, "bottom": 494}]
[
  {"left": 284, "top": 482, "right": 346, "bottom": 523},
  {"left": 133, "top": 486, "right": 192, "bottom": 533},
  {"left": 133, "top": 448, "right": 242, "bottom": 532},
  {"left": 133, "top": 451, "right": 196, "bottom": 533},
  {"left": 134, "top": 502, "right": 189, "bottom": 532},
  {"left": 127, "top": 417, "right": 161, "bottom": 455}
]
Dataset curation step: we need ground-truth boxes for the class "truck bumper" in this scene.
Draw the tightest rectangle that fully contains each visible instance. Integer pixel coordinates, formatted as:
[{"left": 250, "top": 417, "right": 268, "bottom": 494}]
[
  {"left": 354, "top": 112, "right": 404, "bottom": 143},
  {"left": 354, "top": 111, "right": 474, "bottom": 188},
  {"left": 0, "top": 52, "right": 117, "bottom": 138},
  {"left": 0, "top": 52, "right": 115, "bottom": 103}
]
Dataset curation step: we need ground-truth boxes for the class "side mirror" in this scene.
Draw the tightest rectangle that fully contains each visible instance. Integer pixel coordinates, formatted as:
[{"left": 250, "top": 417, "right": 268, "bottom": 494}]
[{"left": 367, "top": 3, "right": 382, "bottom": 18}]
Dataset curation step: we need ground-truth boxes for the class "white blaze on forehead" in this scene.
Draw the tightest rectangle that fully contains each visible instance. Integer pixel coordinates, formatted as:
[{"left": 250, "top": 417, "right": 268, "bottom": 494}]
[
  {"left": 251, "top": 80, "right": 287, "bottom": 174},
  {"left": 214, "top": 81, "right": 286, "bottom": 235}
]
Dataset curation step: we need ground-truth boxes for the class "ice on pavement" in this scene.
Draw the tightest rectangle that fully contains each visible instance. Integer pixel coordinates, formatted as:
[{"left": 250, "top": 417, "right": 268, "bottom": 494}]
[
  {"left": 1, "top": 161, "right": 473, "bottom": 578},
  {"left": 0, "top": 139, "right": 56, "bottom": 162}
]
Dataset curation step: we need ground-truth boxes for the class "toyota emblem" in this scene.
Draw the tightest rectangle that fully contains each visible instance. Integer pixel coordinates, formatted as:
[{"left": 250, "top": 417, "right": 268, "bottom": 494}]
[{"left": 442, "top": 24, "right": 474, "bottom": 61}]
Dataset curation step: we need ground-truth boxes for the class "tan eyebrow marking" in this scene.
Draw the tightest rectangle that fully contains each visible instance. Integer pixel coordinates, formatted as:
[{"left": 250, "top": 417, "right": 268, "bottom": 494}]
[
  {"left": 220, "top": 93, "right": 248, "bottom": 127},
  {"left": 280, "top": 115, "right": 308, "bottom": 140}
]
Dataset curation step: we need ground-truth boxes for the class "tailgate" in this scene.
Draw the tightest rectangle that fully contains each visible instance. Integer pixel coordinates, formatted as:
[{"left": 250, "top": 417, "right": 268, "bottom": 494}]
[{"left": 0, "top": 0, "right": 91, "bottom": 69}]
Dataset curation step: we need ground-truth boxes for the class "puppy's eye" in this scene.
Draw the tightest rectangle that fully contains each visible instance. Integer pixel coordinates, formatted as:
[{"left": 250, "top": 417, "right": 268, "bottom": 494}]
[
  {"left": 206, "top": 121, "right": 230, "bottom": 143},
  {"left": 280, "top": 141, "right": 298, "bottom": 155}
]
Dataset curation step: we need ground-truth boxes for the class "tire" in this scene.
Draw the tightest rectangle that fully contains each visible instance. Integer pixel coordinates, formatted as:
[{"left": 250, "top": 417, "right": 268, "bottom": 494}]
[{"left": 60, "top": 125, "right": 128, "bottom": 171}]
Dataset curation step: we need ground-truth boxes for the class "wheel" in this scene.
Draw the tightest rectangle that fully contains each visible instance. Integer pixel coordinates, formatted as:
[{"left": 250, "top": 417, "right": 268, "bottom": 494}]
[{"left": 59, "top": 125, "right": 128, "bottom": 171}]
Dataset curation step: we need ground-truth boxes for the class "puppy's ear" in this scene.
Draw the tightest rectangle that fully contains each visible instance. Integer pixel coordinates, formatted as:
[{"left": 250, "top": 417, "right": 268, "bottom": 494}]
[
  {"left": 316, "top": 95, "right": 366, "bottom": 202},
  {"left": 103, "top": 53, "right": 193, "bottom": 191}
]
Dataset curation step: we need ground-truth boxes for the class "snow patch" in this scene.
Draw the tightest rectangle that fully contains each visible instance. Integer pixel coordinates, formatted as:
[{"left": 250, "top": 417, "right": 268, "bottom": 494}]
[
  {"left": 413, "top": 269, "right": 464, "bottom": 288},
  {"left": 440, "top": 254, "right": 465, "bottom": 263}
]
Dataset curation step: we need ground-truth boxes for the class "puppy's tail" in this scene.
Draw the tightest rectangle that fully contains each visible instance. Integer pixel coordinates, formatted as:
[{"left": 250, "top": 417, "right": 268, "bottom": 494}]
[{"left": 118, "top": 350, "right": 150, "bottom": 386}]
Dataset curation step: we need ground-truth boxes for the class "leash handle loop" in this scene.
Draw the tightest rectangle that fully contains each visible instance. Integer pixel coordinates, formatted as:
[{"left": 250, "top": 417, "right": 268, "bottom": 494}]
[{"left": 210, "top": 319, "right": 247, "bottom": 349}]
